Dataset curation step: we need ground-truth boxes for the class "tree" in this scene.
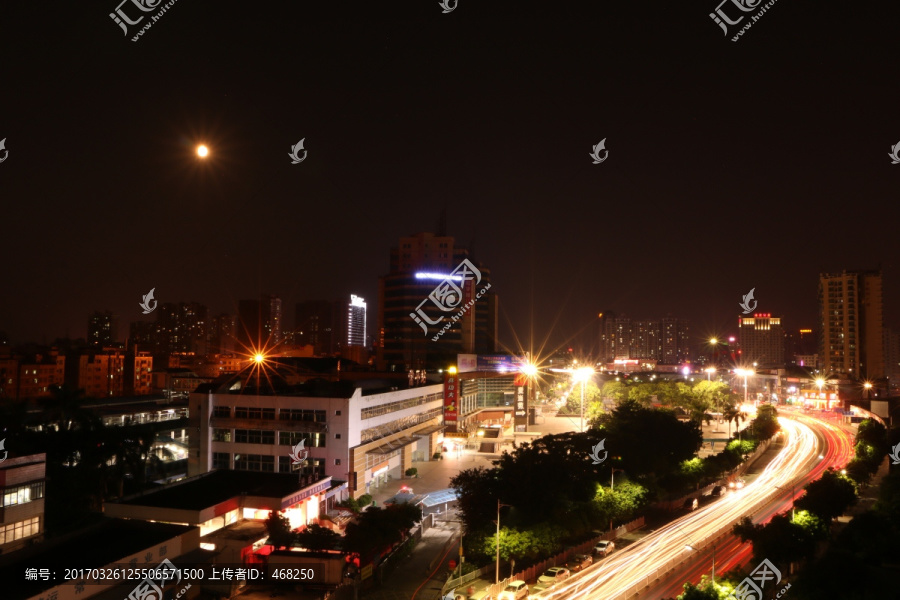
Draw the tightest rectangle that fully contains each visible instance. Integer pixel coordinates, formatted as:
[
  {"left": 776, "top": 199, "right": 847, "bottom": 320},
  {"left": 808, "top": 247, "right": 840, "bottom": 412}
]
[
  {"left": 722, "top": 404, "right": 747, "bottom": 439},
  {"left": 343, "top": 503, "right": 422, "bottom": 562},
  {"left": 451, "top": 467, "right": 500, "bottom": 533},
  {"left": 752, "top": 404, "right": 780, "bottom": 440},
  {"left": 265, "top": 510, "right": 295, "bottom": 549},
  {"left": 795, "top": 468, "right": 857, "bottom": 522},
  {"left": 600, "top": 381, "right": 629, "bottom": 403},
  {"left": 295, "top": 523, "right": 341, "bottom": 551},
  {"left": 594, "top": 400, "right": 702, "bottom": 481}
]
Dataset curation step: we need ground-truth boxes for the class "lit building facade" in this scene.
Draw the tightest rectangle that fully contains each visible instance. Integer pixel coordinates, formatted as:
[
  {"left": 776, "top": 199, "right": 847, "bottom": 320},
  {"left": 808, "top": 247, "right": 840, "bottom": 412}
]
[
  {"left": 0, "top": 453, "right": 46, "bottom": 554},
  {"left": 189, "top": 374, "right": 444, "bottom": 499},
  {"left": 599, "top": 313, "right": 690, "bottom": 364},
  {"left": 377, "top": 232, "right": 497, "bottom": 371},
  {"left": 738, "top": 313, "right": 785, "bottom": 367},
  {"left": 819, "top": 270, "right": 884, "bottom": 379}
]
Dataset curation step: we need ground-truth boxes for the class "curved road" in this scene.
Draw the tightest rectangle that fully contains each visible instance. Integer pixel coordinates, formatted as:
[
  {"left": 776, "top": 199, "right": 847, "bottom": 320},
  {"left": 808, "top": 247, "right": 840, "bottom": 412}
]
[{"left": 533, "top": 412, "right": 855, "bottom": 600}]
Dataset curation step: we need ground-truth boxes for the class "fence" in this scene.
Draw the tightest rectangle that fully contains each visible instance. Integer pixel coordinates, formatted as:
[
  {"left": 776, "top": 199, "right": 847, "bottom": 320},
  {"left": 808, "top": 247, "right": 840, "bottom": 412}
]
[{"left": 441, "top": 517, "right": 644, "bottom": 598}]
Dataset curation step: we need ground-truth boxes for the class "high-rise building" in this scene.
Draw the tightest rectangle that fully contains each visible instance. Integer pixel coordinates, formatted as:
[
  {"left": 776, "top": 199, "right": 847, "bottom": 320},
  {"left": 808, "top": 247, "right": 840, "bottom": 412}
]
[
  {"left": 819, "top": 270, "right": 884, "bottom": 379},
  {"left": 208, "top": 313, "right": 236, "bottom": 354},
  {"left": 88, "top": 311, "right": 117, "bottom": 347},
  {"left": 264, "top": 294, "right": 283, "bottom": 345},
  {"left": 738, "top": 313, "right": 785, "bottom": 367},
  {"left": 347, "top": 295, "right": 367, "bottom": 347},
  {"left": 599, "top": 314, "right": 690, "bottom": 364},
  {"left": 237, "top": 295, "right": 282, "bottom": 351},
  {"left": 883, "top": 328, "right": 900, "bottom": 390},
  {"left": 295, "top": 300, "right": 339, "bottom": 356},
  {"left": 153, "top": 302, "right": 209, "bottom": 355},
  {"left": 377, "top": 232, "right": 497, "bottom": 371}
]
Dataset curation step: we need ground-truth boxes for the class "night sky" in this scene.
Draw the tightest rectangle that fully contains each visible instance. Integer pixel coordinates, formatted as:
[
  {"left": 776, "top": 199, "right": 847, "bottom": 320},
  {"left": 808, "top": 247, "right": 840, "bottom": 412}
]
[{"left": 2, "top": 1, "right": 898, "bottom": 353}]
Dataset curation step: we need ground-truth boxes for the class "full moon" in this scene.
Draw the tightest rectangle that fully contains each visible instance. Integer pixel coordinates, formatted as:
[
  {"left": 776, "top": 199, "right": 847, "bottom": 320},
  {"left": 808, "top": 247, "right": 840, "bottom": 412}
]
[{"left": 197, "top": 144, "right": 209, "bottom": 158}]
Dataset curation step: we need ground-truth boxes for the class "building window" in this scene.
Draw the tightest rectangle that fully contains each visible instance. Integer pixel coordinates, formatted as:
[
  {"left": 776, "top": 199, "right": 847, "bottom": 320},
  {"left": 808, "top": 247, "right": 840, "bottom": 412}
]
[
  {"left": 279, "top": 431, "right": 326, "bottom": 448},
  {"left": 335, "top": 410, "right": 341, "bottom": 416},
  {"left": 335, "top": 433, "right": 341, "bottom": 439},
  {"left": 213, "top": 406, "right": 231, "bottom": 418},
  {"left": 0, "top": 516, "right": 40, "bottom": 545},
  {"left": 1, "top": 481, "right": 45, "bottom": 507},
  {"left": 335, "top": 459, "right": 341, "bottom": 466},
  {"left": 234, "top": 407, "right": 249, "bottom": 419},
  {"left": 234, "top": 430, "right": 275, "bottom": 444},
  {"left": 213, "top": 452, "right": 230, "bottom": 470},
  {"left": 212, "top": 429, "right": 232, "bottom": 442}
]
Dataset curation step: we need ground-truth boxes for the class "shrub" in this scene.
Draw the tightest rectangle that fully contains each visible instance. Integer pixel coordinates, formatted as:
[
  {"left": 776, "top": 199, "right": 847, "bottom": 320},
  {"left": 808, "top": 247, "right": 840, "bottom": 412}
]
[
  {"left": 433, "top": 452, "right": 442, "bottom": 460},
  {"left": 405, "top": 467, "right": 418, "bottom": 477},
  {"left": 358, "top": 494, "right": 374, "bottom": 508}
]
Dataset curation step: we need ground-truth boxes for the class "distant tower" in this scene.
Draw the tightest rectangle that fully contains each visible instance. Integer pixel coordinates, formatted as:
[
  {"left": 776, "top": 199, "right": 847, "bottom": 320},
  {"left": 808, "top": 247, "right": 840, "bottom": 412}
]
[
  {"left": 819, "top": 270, "right": 884, "bottom": 379},
  {"left": 88, "top": 311, "right": 116, "bottom": 347},
  {"left": 347, "top": 295, "right": 367, "bottom": 347}
]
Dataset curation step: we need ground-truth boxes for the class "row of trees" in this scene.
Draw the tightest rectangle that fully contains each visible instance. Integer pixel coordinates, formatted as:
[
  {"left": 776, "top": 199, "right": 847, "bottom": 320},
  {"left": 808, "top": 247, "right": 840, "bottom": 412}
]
[{"left": 265, "top": 503, "right": 423, "bottom": 564}]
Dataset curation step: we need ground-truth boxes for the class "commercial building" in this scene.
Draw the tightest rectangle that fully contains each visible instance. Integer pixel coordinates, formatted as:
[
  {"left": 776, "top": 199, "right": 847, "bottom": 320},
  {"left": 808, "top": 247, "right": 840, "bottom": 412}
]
[
  {"left": 188, "top": 361, "right": 444, "bottom": 499},
  {"left": 818, "top": 270, "right": 884, "bottom": 379},
  {"left": 377, "top": 232, "right": 497, "bottom": 371},
  {"left": 738, "top": 313, "right": 785, "bottom": 368},
  {"left": 0, "top": 453, "right": 46, "bottom": 554}
]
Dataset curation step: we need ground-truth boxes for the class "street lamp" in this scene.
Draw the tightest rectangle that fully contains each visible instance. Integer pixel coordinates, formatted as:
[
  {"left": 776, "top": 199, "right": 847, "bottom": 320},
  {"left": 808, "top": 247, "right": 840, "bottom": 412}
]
[
  {"left": 684, "top": 543, "right": 717, "bottom": 585},
  {"left": 574, "top": 367, "right": 594, "bottom": 433},
  {"left": 196, "top": 144, "right": 209, "bottom": 158},
  {"left": 735, "top": 368, "right": 754, "bottom": 405},
  {"left": 705, "top": 367, "right": 716, "bottom": 381},
  {"left": 611, "top": 467, "right": 623, "bottom": 490},
  {"left": 864, "top": 381, "right": 873, "bottom": 399}
]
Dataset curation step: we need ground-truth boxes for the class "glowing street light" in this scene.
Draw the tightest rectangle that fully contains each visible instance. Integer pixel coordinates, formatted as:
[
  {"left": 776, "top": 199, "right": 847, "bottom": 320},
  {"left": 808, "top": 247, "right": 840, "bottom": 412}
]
[
  {"left": 735, "top": 368, "right": 754, "bottom": 407},
  {"left": 705, "top": 367, "right": 716, "bottom": 381},
  {"left": 196, "top": 144, "right": 209, "bottom": 158},
  {"left": 254, "top": 353, "right": 265, "bottom": 364},
  {"left": 863, "top": 381, "right": 873, "bottom": 399}
]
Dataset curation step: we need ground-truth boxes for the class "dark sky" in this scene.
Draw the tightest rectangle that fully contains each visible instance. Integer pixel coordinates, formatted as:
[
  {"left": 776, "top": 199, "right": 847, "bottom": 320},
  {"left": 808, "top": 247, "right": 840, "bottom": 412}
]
[{"left": 1, "top": 1, "right": 898, "bottom": 353}]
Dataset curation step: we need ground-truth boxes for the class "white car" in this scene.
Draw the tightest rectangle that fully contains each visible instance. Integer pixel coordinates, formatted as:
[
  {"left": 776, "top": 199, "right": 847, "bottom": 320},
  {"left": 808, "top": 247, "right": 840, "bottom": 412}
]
[
  {"left": 594, "top": 540, "right": 615, "bottom": 556},
  {"left": 537, "top": 566, "right": 570, "bottom": 584},
  {"left": 498, "top": 580, "right": 528, "bottom": 600}
]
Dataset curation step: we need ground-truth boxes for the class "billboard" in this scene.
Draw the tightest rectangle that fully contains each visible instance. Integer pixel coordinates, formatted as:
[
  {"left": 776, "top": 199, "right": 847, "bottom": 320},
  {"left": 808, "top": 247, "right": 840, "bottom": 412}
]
[
  {"left": 514, "top": 384, "right": 528, "bottom": 430},
  {"left": 477, "top": 355, "right": 525, "bottom": 372},
  {"left": 444, "top": 371, "right": 459, "bottom": 423}
]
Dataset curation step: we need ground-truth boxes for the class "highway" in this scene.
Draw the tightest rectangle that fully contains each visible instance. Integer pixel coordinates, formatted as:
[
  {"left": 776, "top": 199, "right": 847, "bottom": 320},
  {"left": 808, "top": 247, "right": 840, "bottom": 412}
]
[{"left": 533, "top": 412, "right": 855, "bottom": 600}]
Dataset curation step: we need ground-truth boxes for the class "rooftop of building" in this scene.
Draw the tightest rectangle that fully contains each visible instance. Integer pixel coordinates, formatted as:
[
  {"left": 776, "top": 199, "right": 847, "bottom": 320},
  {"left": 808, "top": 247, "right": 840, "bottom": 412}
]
[
  {"left": 195, "top": 358, "right": 441, "bottom": 396},
  {"left": 115, "top": 470, "right": 319, "bottom": 510},
  {"left": 0, "top": 517, "right": 197, "bottom": 600}
]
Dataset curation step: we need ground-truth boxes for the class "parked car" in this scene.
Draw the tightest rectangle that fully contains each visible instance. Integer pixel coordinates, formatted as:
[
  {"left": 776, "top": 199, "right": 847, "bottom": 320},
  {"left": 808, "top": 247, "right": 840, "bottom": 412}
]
[
  {"left": 593, "top": 540, "right": 616, "bottom": 556},
  {"left": 711, "top": 485, "right": 728, "bottom": 497},
  {"left": 467, "top": 592, "right": 494, "bottom": 600},
  {"left": 566, "top": 553, "right": 593, "bottom": 572},
  {"left": 683, "top": 497, "right": 699, "bottom": 511},
  {"left": 498, "top": 580, "right": 528, "bottom": 600},
  {"left": 537, "top": 567, "right": 570, "bottom": 584}
]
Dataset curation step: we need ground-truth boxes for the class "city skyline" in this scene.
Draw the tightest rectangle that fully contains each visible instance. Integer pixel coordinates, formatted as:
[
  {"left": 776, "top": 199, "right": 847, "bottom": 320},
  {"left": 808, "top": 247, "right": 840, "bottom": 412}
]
[{"left": 1, "top": 2, "right": 898, "bottom": 357}]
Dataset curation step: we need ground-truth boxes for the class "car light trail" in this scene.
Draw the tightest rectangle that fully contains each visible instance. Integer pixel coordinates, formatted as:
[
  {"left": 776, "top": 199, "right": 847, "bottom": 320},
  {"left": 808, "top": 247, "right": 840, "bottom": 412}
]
[{"left": 535, "top": 413, "right": 853, "bottom": 600}]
